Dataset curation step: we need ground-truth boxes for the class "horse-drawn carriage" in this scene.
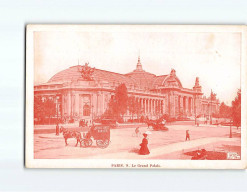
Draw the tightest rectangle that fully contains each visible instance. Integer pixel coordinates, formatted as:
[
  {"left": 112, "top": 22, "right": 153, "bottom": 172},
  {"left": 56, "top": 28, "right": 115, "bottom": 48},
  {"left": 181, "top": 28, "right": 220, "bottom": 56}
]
[
  {"left": 146, "top": 119, "right": 168, "bottom": 131},
  {"left": 79, "top": 119, "right": 88, "bottom": 127},
  {"left": 151, "top": 122, "right": 168, "bottom": 131},
  {"left": 81, "top": 125, "right": 110, "bottom": 149},
  {"left": 60, "top": 125, "right": 111, "bottom": 149}
]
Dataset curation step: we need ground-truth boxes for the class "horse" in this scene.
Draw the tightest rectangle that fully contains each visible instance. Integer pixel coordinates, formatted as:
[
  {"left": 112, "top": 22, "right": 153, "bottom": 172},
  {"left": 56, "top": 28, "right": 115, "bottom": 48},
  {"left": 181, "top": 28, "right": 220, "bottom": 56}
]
[
  {"left": 146, "top": 120, "right": 155, "bottom": 129},
  {"left": 60, "top": 126, "right": 82, "bottom": 147}
]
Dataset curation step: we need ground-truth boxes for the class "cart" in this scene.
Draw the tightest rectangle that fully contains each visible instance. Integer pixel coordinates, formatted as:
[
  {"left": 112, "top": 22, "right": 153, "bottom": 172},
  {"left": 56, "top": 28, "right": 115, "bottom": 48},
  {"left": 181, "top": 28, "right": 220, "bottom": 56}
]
[
  {"left": 81, "top": 125, "right": 110, "bottom": 149},
  {"left": 79, "top": 119, "right": 87, "bottom": 127},
  {"left": 152, "top": 122, "right": 168, "bottom": 131}
]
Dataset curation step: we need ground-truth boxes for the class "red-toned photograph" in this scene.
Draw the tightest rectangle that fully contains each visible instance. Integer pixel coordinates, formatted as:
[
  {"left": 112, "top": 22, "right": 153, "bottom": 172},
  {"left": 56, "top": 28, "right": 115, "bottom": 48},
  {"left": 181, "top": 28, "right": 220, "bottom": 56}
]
[{"left": 25, "top": 25, "right": 246, "bottom": 168}]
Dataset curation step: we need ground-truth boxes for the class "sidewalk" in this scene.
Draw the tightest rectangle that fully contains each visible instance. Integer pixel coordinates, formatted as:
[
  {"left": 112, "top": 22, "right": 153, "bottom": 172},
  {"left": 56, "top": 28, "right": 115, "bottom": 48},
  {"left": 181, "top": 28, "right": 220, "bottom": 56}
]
[
  {"left": 34, "top": 122, "right": 146, "bottom": 130},
  {"left": 34, "top": 123, "right": 79, "bottom": 129},
  {"left": 88, "top": 137, "right": 239, "bottom": 159}
]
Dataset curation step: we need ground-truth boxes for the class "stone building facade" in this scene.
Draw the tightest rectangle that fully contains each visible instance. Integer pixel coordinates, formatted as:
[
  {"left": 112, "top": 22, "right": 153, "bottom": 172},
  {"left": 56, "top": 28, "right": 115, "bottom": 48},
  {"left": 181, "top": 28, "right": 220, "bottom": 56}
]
[{"left": 34, "top": 57, "right": 219, "bottom": 122}]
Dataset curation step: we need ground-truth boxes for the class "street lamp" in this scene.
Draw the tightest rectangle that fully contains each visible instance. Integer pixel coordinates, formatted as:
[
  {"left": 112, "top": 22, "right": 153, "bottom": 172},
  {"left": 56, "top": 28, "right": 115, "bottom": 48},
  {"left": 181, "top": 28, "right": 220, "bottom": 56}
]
[
  {"left": 229, "top": 119, "right": 232, "bottom": 138},
  {"left": 210, "top": 90, "right": 213, "bottom": 125},
  {"left": 194, "top": 94, "right": 197, "bottom": 125}
]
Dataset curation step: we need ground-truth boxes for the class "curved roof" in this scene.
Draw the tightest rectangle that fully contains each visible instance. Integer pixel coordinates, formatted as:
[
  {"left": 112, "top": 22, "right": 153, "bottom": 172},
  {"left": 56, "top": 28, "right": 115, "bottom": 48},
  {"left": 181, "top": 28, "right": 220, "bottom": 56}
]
[
  {"left": 48, "top": 65, "right": 82, "bottom": 83},
  {"left": 151, "top": 75, "right": 168, "bottom": 88},
  {"left": 46, "top": 59, "right": 185, "bottom": 91},
  {"left": 125, "top": 70, "right": 156, "bottom": 89},
  {"left": 48, "top": 65, "right": 137, "bottom": 88}
]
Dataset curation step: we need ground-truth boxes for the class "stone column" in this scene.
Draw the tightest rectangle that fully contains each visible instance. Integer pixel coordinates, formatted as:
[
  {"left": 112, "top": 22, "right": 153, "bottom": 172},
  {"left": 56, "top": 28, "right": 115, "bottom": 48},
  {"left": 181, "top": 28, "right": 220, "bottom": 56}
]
[
  {"left": 194, "top": 96, "right": 197, "bottom": 115},
  {"left": 97, "top": 93, "right": 101, "bottom": 116},
  {"left": 74, "top": 94, "right": 79, "bottom": 117},
  {"left": 146, "top": 99, "right": 148, "bottom": 114},
  {"left": 161, "top": 100, "right": 164, "bottom": 114},
  {"left": 96, "top": 93, "right": 99, "bottom": 116},
  {"left": 156, "top": 100, "right": 161, "bottom": 114},
  {"left": 138, "top": 98, "right": 141, "bottom": 111},
  {"left": 185, "top": 97, "right": 189, "bottom": 115},
  {"left": 173, "top": 95, "right": 176, "bottom": 117},
  {"left": 63, "top": 94, "right": 66, "bottom": 117},
  {"left": 141, "top": 98, "right": 143, "bottom": 112},
  {"left": 157, "top": 100, "right": 160, "bottom": 115},
  {"left": 67, "top": 91, "right": 71, "bottom": 118},
  {"left": 147, "top": 99, "right": 149, "bottom": 114},
  {"left": 177, "top": 95, "right": 180, "bottom": 114},
  {"left": 154, "top": 99, "right": 156, "bottom": 115},
  {"left": 153, "top": 99, "right": 155, "bottom": 115},
  {"left": 191, "top": 98, "right": 194, "bottom": 114},
  {"left": 72, "top": 94, "right": 75, "bottom": 117},
  {"left": 163, "top": 98, "right": 166, "bottom": 114},
  {"left": 165, "top": 96, "right": 168, "bottom": 114},
  {"left": 183, "top": 96, "right": 186, "bottom": 115},
  {"left": 101, "top": 92, "right": 105, "bottom": 115},
  {"left": 61, "top": 95, "right": 65, "bottom": 117},
  {"left": 181, "top": 96, "right": 184, "bottom": 115},
  {"left": 175, "top": 95, "right": 179, "bottom": 117},
  {"left": 144, "top": 99, "right": 146, "bottom": 114},
  {"left": 148, "top": 99, "right": 151, "bottom": 114},
  {"left": 192, "top": 98, "right": 194, "bottom": 114}
]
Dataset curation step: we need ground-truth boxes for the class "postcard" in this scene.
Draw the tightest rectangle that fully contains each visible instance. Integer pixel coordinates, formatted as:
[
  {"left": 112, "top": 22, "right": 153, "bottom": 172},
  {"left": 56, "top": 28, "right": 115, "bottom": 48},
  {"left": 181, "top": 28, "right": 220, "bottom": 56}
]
[{"left": 26, "top": 25, "right": 247, "bottom": 168}]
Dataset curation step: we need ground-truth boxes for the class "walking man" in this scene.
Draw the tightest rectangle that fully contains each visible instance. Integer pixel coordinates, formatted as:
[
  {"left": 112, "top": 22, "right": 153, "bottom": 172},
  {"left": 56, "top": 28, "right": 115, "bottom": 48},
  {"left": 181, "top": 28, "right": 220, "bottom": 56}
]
[
  {"left": 56, "top": 123, "right": 60, "bottom": 136},
  {"left": 135, "top": 127, "right": 140, "bottom": 137},
  {"left": 185, "top": 130, "right": 190, "bottom": 141}
]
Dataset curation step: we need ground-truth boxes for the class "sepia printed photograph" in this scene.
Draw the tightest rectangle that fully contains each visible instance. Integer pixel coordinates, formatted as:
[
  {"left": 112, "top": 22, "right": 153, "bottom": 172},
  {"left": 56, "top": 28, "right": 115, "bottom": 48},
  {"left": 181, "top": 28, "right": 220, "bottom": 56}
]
[{"left": 25, "top": 25, "right": 247, "bottom": 168}]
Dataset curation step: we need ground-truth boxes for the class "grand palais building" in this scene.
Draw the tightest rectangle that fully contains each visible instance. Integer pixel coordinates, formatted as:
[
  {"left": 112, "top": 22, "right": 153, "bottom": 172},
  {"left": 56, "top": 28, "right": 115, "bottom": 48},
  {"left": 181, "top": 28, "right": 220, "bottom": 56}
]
[{"left": 34, "top": 57, "right": 219, "bottom": 122}]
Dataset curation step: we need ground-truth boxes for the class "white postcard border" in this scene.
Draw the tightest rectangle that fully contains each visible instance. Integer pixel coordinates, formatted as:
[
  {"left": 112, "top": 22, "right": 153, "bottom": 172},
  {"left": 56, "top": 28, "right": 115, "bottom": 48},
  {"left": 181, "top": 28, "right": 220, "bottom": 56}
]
[{"left": 26, "top": 25, "right": 247, "bottom": 169}]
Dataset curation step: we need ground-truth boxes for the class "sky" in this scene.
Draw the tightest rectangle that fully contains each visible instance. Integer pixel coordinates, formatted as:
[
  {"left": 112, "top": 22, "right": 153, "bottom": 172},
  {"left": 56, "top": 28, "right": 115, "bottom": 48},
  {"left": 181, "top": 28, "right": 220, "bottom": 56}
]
[{"left": 34, "top": 29, "right": 241, "bottom": 106}]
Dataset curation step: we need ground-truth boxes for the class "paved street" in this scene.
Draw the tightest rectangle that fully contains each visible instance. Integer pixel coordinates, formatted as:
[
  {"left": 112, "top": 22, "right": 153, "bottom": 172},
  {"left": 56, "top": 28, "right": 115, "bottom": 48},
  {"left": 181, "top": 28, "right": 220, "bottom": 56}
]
[{"left": 34, "top": 123, "right": 241, "bottom": 159}]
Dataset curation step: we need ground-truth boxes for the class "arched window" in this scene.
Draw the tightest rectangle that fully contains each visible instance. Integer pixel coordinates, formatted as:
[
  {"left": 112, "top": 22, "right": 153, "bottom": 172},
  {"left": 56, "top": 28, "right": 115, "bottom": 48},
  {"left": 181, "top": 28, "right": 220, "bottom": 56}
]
[{"left": 83, "top": 104, "right": 90, "bottom": 116}]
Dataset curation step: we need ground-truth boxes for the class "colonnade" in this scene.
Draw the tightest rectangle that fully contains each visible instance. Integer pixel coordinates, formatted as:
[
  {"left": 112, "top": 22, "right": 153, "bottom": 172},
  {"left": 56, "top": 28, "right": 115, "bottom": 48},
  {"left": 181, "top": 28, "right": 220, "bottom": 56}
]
[
  {"left": 129, "top": 96, "right": 164, "bottom": 116},
  {"left": 178, "top": 95, "right": 195, "bottom": 116}
]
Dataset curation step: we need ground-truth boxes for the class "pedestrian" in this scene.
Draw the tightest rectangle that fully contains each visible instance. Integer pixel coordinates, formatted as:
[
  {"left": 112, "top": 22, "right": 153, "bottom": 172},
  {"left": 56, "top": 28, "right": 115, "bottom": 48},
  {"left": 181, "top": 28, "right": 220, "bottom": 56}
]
[
  {"left": 139, "top": 131, "right": 151, "bottom": 155},
  {"left": 135, "top": 127, "right": 140, "bottom": 137},
  {"left": 56, "top": 123, "right": 59, "bottom": 136},
  {"left": 161, "top": 119, "right": 166, "bottom": 125},
  {"left": 185, "top": 130, "right": 190, "bottom": 141}
]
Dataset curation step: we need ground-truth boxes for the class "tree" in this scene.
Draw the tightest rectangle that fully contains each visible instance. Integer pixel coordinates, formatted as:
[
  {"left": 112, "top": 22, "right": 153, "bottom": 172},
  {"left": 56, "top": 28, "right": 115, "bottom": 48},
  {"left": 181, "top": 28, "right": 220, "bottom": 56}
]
[
  {"left": 102, "top": 83, "right": 128, "bottom": 121},
  {"left": 232, "top": 89, "right": 241, "bottom": 128},
  {"left": 102, "top": 95, "right": 117, "bottom": 119},
  {"left": 218, "top": 102, "right": 231, "bottom": 118},
  {"left": 128, "top": 96, "right": 142, "bottom": 120},
  {"left": 128, "top": 96, "right": 135, "bottom": 120},
  {"left": 34, "top": 96, "right": 45, "bottom": 122},
  {"left": 115, "top": 83, "right": 128, "bottom": 118},
  {"left": 44, "top": 98, "right": 56, "bottom": 124}
]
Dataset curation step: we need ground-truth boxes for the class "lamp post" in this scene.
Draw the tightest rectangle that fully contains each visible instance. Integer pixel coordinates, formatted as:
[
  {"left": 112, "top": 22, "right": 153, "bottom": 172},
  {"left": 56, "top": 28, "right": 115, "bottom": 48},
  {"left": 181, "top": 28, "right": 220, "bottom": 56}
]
[
  {"left": 168, "top": 92, "right": 171, "bottom": 117},
  {"left": 210, "top": 90, "right": 213, "bottom": 125},
  {"left": 229, "top": 119, "right": 232, "bottom": 138},
  {"left": 194, "top": 94, "right": 197, "bottom": 125}
]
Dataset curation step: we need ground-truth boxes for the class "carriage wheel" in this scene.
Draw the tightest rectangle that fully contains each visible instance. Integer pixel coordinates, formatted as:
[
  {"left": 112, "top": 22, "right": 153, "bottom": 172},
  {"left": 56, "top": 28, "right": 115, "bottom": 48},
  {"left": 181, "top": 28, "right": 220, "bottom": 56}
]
[
  {"left": 81, "top": 138, "right": 93, "bottom": 147},
  {"left": 96, "top": 139, "right": 110, "bottom": 149}
]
